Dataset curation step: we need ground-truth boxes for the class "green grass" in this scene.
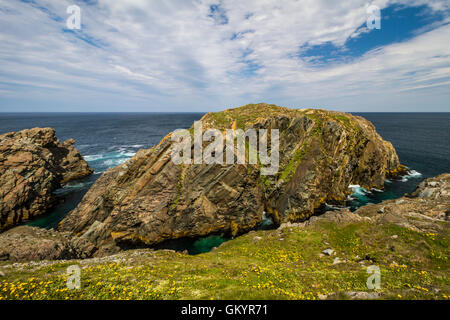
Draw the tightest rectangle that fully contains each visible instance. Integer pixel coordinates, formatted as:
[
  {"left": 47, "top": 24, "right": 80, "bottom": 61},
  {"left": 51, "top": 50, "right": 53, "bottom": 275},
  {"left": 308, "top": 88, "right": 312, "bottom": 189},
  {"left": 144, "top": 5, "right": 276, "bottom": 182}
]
[
  {"left": 280, "top": 142, "right": 311, "bottom": 181},
  {"left": 1, "top": 219, "right": 448, "bottom": 300}
]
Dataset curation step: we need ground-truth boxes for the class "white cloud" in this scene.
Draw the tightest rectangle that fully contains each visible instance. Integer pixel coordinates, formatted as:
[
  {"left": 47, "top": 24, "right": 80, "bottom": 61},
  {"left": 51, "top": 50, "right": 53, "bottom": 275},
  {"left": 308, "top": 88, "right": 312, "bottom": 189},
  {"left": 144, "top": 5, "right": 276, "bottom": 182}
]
[{"left": 0, "top": 0, "right": 449, "bottom": 111}]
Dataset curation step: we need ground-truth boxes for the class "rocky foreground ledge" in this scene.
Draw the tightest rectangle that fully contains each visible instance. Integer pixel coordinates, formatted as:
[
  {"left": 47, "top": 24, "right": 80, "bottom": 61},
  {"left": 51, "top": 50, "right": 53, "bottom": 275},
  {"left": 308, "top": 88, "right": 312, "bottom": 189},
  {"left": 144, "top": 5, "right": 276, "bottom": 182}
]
[
  {"left": 0, "top": 128, "right": 93, "bottom": 231},
  {"left": 57, "top": 103, "right": 405, "bottom": 255}
]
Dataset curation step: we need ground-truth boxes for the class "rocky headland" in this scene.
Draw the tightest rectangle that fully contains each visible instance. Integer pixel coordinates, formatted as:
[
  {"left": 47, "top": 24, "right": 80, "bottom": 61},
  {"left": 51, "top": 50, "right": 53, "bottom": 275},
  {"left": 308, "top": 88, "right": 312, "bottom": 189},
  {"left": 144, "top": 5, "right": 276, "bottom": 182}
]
[
  {"left": 57, "top": 103, "right": 406, "bottom": 255},
  {"left": 0, "top": 128, "right": 93, "bottom": 231}
]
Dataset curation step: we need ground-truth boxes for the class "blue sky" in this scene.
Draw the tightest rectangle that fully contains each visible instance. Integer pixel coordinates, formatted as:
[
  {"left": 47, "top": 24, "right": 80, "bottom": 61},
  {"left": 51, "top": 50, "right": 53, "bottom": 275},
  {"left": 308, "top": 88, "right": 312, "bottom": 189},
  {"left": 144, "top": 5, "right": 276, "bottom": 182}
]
[{"left": 0, "top": 0, "right": 449, "bottom": 112}]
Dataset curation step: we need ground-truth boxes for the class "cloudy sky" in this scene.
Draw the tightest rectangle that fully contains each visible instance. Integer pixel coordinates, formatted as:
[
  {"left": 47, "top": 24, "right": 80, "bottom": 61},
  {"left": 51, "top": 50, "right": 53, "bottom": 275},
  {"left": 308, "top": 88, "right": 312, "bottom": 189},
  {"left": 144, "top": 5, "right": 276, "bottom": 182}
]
[{"left": 0, "top": 0, "right": 449, "bottom": 112}]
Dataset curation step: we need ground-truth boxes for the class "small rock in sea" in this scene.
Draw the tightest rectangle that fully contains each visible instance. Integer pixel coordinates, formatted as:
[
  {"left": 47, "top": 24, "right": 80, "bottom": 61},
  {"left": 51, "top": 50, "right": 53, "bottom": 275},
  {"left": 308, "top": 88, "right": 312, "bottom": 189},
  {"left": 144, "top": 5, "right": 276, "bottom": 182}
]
[
  {"left": 253, "top": 236, "right": 262, "bottom": 242},
  {"left": 322, "top": 249, "right": 334, "bottom": 256},
  {"left": 378, "top": 207, "right": 385, "bottom": 214},
  {"left": 391, "top": 235, "right": 398, "bottom": 239}
]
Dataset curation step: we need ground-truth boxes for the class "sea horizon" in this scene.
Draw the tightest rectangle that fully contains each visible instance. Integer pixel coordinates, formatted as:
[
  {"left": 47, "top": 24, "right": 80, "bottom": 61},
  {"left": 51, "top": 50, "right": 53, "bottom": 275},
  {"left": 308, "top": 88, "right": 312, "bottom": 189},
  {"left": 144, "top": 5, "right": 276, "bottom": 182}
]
[{"left": 1, "top": 111, "right": 450, "bottom": 114}]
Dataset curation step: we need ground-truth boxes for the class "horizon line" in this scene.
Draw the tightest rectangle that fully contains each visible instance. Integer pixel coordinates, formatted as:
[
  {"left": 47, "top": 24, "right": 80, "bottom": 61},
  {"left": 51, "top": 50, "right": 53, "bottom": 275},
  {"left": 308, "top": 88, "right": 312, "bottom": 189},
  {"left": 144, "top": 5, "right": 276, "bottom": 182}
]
[{"left": 1, "top": 111, "right": 449, "bottom": 114}]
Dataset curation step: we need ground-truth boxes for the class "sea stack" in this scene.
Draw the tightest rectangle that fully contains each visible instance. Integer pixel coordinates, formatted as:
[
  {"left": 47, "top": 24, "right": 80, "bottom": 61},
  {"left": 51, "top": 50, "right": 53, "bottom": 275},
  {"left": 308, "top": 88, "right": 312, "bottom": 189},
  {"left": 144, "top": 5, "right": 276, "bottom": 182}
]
[
  {"left": 0, "top": 127, "right": 93, "bottom": 231},
  {"left": 58, "top": 103, "right": 407, "bottom": 254}
]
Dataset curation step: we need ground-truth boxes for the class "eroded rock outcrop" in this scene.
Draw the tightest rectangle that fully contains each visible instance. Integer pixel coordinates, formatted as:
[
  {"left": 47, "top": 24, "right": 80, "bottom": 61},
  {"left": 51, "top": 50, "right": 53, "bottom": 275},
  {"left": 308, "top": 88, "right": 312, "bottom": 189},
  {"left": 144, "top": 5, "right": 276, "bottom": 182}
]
[
  {"left": 280, "top": 173, "right": 449, "bottom": 234},
  {"left": 0, "top": 226, "right": 97, "bottom": 262},
  {"left": 0, "top": 128, "right": 93, "bottom": 231},
  {"left": 354, "top": 173, "right": 450, "bottom": 233},
  {"left": 58, "top": 104, "right": 405, "bottom": 254}
]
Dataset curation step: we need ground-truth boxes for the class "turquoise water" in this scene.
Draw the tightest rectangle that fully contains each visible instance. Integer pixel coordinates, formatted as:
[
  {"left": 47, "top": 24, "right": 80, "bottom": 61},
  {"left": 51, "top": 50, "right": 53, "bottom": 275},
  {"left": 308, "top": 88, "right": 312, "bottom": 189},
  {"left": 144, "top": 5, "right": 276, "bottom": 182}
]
[
  {"left": 346, "top": 169, "right": 424, "bottom": 211},
  {"left": 154, "top": 235, "right": 230, "bottom": 255},
  {"left": 154, "top": 214, "right": 275, "bottom": 255}
]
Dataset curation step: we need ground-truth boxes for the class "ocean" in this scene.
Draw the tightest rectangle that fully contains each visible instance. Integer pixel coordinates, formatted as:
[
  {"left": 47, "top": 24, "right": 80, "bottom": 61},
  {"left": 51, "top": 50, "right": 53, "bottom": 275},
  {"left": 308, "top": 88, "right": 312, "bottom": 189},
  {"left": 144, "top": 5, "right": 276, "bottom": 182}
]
[{"left": 1, "top": 112, "right": 449, "bottom": 253}]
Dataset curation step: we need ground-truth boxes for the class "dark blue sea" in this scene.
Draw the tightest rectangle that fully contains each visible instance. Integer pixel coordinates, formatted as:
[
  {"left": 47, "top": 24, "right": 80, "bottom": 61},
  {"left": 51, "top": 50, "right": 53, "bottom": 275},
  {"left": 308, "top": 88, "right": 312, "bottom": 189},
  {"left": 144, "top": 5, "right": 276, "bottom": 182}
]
[{"left": 1, "top": 112, "right": 449, "bottom": 253}]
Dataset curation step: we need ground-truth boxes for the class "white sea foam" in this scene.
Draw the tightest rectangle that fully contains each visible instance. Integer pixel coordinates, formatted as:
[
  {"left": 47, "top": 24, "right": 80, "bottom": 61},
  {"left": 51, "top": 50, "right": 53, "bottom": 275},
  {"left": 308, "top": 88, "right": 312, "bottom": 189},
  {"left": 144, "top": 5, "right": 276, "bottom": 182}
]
[
  {"left": 84, "top": 154, "right": 103, "bottom": 161},
  {"left": 54, "top": 181, "right": 93, "bottom": 195},
  {"left": 325, "top": 203, "right": 348, "bottom": 210},
  {"left": 348, "top": 184, "right": 370, "bottom": 196},
  {"left": 401, "top": 170, "right": 423, "bottom": 182},
  {"left": 103, "top": 158, "right": 129, "bottom": 166},
  {"left": 85, "top": 151, "right": 135, "bottom": 162},
  {"left": 122, "top": 152, "right": 136, "bottom": 157}
]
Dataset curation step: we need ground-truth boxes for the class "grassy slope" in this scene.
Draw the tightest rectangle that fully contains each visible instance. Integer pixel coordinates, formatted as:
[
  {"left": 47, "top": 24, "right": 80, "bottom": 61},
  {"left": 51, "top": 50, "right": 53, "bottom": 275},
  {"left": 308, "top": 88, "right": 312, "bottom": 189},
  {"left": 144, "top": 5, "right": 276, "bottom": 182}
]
[{"left": 1, "top": 218, "right": 448, "bottom": 300}]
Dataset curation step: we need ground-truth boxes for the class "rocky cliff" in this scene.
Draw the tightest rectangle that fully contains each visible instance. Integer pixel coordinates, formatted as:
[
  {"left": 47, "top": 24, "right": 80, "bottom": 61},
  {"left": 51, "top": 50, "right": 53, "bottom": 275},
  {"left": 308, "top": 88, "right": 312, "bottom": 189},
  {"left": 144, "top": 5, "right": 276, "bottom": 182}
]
[
  {"left": 58, "top": 103, "right": 405, "bottom": 254},
  {"left": 0, "top": 128, "right": 93, "bottom": 231}
]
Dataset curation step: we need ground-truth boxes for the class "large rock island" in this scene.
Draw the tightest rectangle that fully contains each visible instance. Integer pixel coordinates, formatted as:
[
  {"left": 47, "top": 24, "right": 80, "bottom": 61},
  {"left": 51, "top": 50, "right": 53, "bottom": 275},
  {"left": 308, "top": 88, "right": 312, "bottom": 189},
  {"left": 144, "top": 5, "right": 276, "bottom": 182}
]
[
  {"left": 0, "top": 128, "right": 93, "bottom": 231},
  {"left": 58, "top": 104, "right": 406, "bottom": 254}
]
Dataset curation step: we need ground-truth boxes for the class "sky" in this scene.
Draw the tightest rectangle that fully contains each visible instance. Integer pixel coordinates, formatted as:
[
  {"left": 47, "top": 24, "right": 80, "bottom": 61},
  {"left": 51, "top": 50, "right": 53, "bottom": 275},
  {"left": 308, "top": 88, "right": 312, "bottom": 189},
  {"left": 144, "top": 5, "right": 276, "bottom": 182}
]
[{"left": 0, "top": 0, "right": 449, "bottom": 112}]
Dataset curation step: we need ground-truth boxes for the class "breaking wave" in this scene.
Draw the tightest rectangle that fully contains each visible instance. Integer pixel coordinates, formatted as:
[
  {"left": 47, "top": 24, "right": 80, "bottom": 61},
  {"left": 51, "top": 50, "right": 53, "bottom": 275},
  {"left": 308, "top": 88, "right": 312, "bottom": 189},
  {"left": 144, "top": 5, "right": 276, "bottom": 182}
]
[
  {"left": 84, "top": 150, "right": 136, "bottom": 172},
  {"left": 401, "top": 169, "right": 423, "bottom": 182}
]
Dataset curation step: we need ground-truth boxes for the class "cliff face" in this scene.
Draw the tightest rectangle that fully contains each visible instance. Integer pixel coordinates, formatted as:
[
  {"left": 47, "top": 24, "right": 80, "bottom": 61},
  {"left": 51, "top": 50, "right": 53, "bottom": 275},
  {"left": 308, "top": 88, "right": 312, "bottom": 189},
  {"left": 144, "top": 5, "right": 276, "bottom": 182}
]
[
  {"left": 59, "top": 104, "right": 404, "bottom": 253},
  {"left": 0, "top": 128, "right": 93, "bottom": 231}
]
